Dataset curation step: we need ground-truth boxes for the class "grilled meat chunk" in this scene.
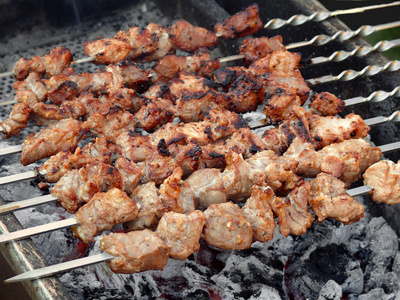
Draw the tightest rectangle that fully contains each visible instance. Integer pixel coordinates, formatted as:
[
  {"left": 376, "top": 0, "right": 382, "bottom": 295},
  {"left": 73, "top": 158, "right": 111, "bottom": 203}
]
[
  {"left": 119, "top": 26, "right": 157, "bottom": 61},
  {"left": 13, "top": 47, "right": 73, "bottom": 80},
  {"left": 124, "top": 182, "right": 166, "bottom": 232},
  {"left": 241, "top": 186, "right": 275, "bottom": 242},
  {"left": 320, "top": 139, "right": 382, "bottom": 187},
  {"left": 100, "top": 230, "right": 169, "bottom": 274},
  {"left": 310, "top": 92, "right": 345, "bottom": 116},
  {"left": 249, "top": 50, "right": 301, "bottom": 74},
  {"left": 363, "top": 160, "right": 400, "bottom": 205},
  {"left": 21, "top": 119, "right": 87, "bottom": 165},
  {"left": 239, "top": 36, "right": 286, "bottom": 65},
  {"left": 156, "top": 210, "right": 205, "bottom": 260},
  {"left": 264, "top": 92, "right": 302, "bottom": 123},
  {"left": 115, "top": 157, "right": 143, "bottom": 196},
  {"left": 285, "top": 138, "right": 344, "bottom": 178},
  {"left": 309, "top": 113, "right": 370, "bottom": 149},
  {"left": 145, "top": 23, "right": 176, "bottom": 62},
  {"left": 134, "top": 98, "right": 175, "bottom": 132},
  {"left": 51, "top": 163, "right": 123, "bottom": 214},
  {"left": 310, "top": 173, "right": 364, "bottom": 224},
  {"left": 203, "top": 202, "right": 252, "bottom": 250},
  {"left": 269, "top": 181, "right": 314, "bottom": 237},
  {"left": 14, "top": 72, "right": 48, "bottom": 103},
  {"left": 72, "top": 188, "right": 138, "bottom": 244},
  {"left": 214, "top": 4, "right": 262, "bottom": 39},
  {"left": 117, "top": 131, "right": 155, "bottom": 163},
  {"left": 84, "top": 37, "right": 131, "bottom": 65},
  {"left": 1, "top": 103, "right": 32, "bottom": 138},
  {"left": 169, "top": 19, "right": 218, "bottom": 52},
  {"left": 105, "top": 61, "right": 150, "bottom": 90},
  {"left": 36, "top": 137, "right": 120, "bottom": 183},
  {"left": 86, "top": 106, "right": 135, "bottom": 143},
  {"left": 184, "top": 168, "right": 227, "bottom": 209}
]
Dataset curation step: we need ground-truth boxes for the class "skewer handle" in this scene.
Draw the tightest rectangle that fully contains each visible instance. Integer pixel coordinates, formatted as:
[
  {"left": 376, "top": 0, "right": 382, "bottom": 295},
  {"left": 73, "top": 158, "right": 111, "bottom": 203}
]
[
  {"left": 0, "top": 171, "right": 35, "bottom": 186},
  {"left": 0, "top": 194, "right": 57, "bottom": 214},
  {"left": 0, "top": 145, "right": 22, "bottom": 156}
]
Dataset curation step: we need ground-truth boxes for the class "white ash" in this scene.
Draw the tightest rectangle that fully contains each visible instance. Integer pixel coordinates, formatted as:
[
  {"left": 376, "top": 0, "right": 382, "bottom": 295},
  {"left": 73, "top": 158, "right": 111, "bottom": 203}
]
[{"left": 317, "top": 280, "right": 342, "bottom": 300}]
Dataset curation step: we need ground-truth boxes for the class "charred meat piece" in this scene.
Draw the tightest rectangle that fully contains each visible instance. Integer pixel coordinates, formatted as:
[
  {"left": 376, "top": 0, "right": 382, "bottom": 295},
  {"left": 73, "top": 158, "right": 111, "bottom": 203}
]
[
  {"left": 241, "top": 186, "right": 275, "bottom": 242},
  {"left": 264, "top": 92, "right": 302, "bottom": 123},
  {"left": 100, "top": 230, "right": 169, "bottom": 274},
  {"left": 262, "top": 106, "right": 312, "bottom": 155},
  {"left": 214, "top": 4, "right": 262, "bottom": 39},
  {"left": 120, "top": 26, "right": 157, "bottom": 61},
  {"left": 310, "top": 92, "right": 345, "bottom": 116},
  {"left": 156, "top": 210, "right": 205, "bottom": 260},
  {"left": 72, "top": 188, "right": 138, "bottom": 244},
  {"left": 117, "top": 131, "right": 156, "bottom": 163},
  {"left": 84, "top": 37, "right": 131, "bottom": 65},
  {"left": 310, "top": 173, "right": 364, "bottom": 224},
  {"left": 0, "top": 103, "right": 32, "bottom": 138},
  {"left": 203, "top": 202, "right": 252, "bottom": 250},
  {"left": 320, "top": 139, "right": 382, "bottom": 187},
  {"left": 269, "top": 181, "right": 314, "bottom": 237},
  {"left": 51, "top": 162, "right": 123, "bottom": 214},
  {"left": 363, "top": 160, "right": 400, "bottom": 205},
  {"left": 249, "top": 50, "right": 301, "bottom": 74},
  {"left": 239, "top": 36, "right": 286, "bottom": 65},
  {"left": 105, "top": 61, "right": 150, "bottom": 91},
  {"left": 152, "top": 48, "right": 211, "bottom": 83},
  {"left": 21, "top": 118, "right": 87, "bottom": 165},
  {"left": 86, "top": 106, "right": 135, "bottom": 143},
  {"left": 36, "top": 137, "right": 120, "bottom": 183},
  {"left": 14, "top": 72, "right": 48, "bottom": 104},
  {"left": 309, "top": 113, "right": 370, "bottom": 149},
  {"left": 124, "top": 182, "right": 166, "bottom": 232},
  {"left": 145, "top": 23, "right": 176, "bottom": 62},
  {"left": 115, "top": 157, "right": 143, "bottom": 196},
  {"left": 284, "top": 137, "right": 344, "bottom": 178},
  {"left": 169, "top": 19, "right": 218, "bottom": 52},
  {"left": 13, "top": 47, "right": 73, "bottom": 80},
  {"left": 134, "top": 98, "right": 175, "bottom": 132}
]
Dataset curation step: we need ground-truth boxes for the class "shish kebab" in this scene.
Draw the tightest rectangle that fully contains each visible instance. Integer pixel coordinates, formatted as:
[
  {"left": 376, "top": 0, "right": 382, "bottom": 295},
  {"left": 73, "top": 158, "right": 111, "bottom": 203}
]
[
  {"left": 2, "top": 1, "right": 398, "bottom": 80},
  {"left": 5, "top": 157, "right": 400, "bottom": 283},
  {"left": 0, "top": 136, "right": 386, "bottom": 245}
]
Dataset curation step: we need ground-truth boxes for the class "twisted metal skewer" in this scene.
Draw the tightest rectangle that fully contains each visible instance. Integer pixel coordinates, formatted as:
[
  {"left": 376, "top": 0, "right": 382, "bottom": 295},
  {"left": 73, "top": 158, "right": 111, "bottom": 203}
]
[
  {"left": 307, "top": 60, "right": 400, "bottom": 86},
  {"left": 345, "top": 86, "right": 400, "bottom": 106},
  {"left": 264, "top": 1, "right": 400, "bottom": 29},
  {"left": 310, "top": 38, "right": 400, "bottom": 66},
  {"left": 286, "top": 21, "right": 400, "bottom": 50}
]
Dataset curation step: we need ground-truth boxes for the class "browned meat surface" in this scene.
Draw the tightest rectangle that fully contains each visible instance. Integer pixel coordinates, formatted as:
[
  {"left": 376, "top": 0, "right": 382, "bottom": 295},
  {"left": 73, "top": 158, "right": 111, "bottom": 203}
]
[
  {"left": 105, "top": 61, "right": 151, "bottom": 90},
  {"left": 36, "top": 137, "right": 120, "bottom": 183},
  {"left": 13, "top": 56, "right": 44, "bottom": 81},
  {"left": 310, "top": 173, "right": 364, "bottom": 224},
  {"left": 151, "top": 49, "right": 211, "bottom": 83},
  {"left": 284, "top": 138, "right": 344, "bottom": 178},
  {"left": 145, "top": 23, "right": 176, "bottom": 62},
  {"left": 203, "top": 202, "right": 252, "bottom": 250},
  {"left": 262, "top": 106, "right": 311, "bottom": 155},
  {"left": 156, "top": 210, "right": 205, "bottom": 260},
  {"left": 140, "top": 152, "right": 179, "bottom": 185},
  {"left": 86, "top": 106, "right": 135, "bottom": 143},
  {"left": 363, "top": 160, "right": 400, "bottom": 205},
  {"left": 20, "top": 119, "right": 87, "bottom": 165},
  {"left": 246, "top": 150, "right": 300, "bottom": 195},
  {"left": 184, "top": 168, "right": 227, "bottom": 209},
  {"left": 239, "top": 36, "right": 286, "bottom": 65},
  {"left": 84, "top": 38, "right": 131, "bottom": 64},
  {"left": 214, "top": 5, "right": 262, "bottom": 39},
  {"left": 169, "top": 19, "right": 218, "bottom": 52},
  {"left": 51, "top": 163, "right": 123, "bottom": 213},
  {"left": 72, "top": 188, "right": 138, "bottom": 244},
  {"left": 264, "top": 92, "right": 302, "bottom": 123},
  {"left": 100, "top": 230, "right": 169, "bottom": 274},
  {"left": 310, "top": 92, "right": 345, "bottom": 116},
  {"left": 1, "top": 103, "right": 32, "bottom": 138},
  {"left": 249, "top": 50, "right": 301, "bottom": 74},
  {"left": 116, "top": 131, "right": 155, "bottom": 163},
  {"left": 222, "top": 152, "right": 253, "bottom": 201},
  {"left": 124, "top": 182, "right": 166, "bottom": 231},
  {"left": 115, "top": 157, "right": 143, "bottom": 196},
  {"left": 14, "top": 72, "right": 48, "bottom": 103},
  {"left": 123, "top": 26, "right": 157, "bottom": 60},
  {"left": 134, "top": 98, "right": 175, "bottom": 132},
  {"left": 309, "top": 113, "right": 370, "bottom": 149},
  {"left": 269, "top": 181, "right": 314, "bottom": 237},
  {"left": 44, "top": 72, "right": 114, "bottom": 105},
  {"left": 158, "top": 168, "right": 186, "bottom": 213},
  {"left": 320, "top": 139, "right": 382, "bottom": 187},
  {"left": 241, "top": 186, "right": 275, "bottom": 242}
]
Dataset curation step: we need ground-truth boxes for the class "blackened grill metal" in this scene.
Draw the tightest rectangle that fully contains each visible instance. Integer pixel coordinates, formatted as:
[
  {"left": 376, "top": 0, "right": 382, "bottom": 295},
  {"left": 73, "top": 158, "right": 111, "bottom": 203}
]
[{"left": 0, "top": 0, "right": 399, "bottom": 299}]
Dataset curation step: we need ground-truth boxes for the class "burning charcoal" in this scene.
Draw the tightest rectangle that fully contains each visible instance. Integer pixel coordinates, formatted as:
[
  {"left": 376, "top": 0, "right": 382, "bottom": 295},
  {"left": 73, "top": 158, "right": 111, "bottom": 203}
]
[{"left": 318, "top": 280, "right": 342, "bottom": 300}]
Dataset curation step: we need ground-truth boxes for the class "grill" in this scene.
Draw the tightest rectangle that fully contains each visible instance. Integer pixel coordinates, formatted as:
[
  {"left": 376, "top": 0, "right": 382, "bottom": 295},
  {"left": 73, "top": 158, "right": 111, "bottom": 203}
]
[{"left": 0, "top": 0, "right": 400, "bottom": 299}]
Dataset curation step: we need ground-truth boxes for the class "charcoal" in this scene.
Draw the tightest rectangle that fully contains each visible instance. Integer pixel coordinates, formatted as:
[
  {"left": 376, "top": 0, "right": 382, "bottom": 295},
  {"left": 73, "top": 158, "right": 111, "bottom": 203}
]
[{"left": 317, "top": 280, "right": 342, "bottom": 300}]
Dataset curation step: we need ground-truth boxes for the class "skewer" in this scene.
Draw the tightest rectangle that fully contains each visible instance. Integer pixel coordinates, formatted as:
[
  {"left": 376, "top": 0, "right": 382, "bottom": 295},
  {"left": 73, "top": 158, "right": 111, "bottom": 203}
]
[
  {"left": 1, "top": 2, "right": 399, "bottom": 80},
  {"left": 0, "top": 138, "right": 399, "bottom": 216},
  {"left": 263, "top": 1, "right": 400, "bottom": 29}
]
